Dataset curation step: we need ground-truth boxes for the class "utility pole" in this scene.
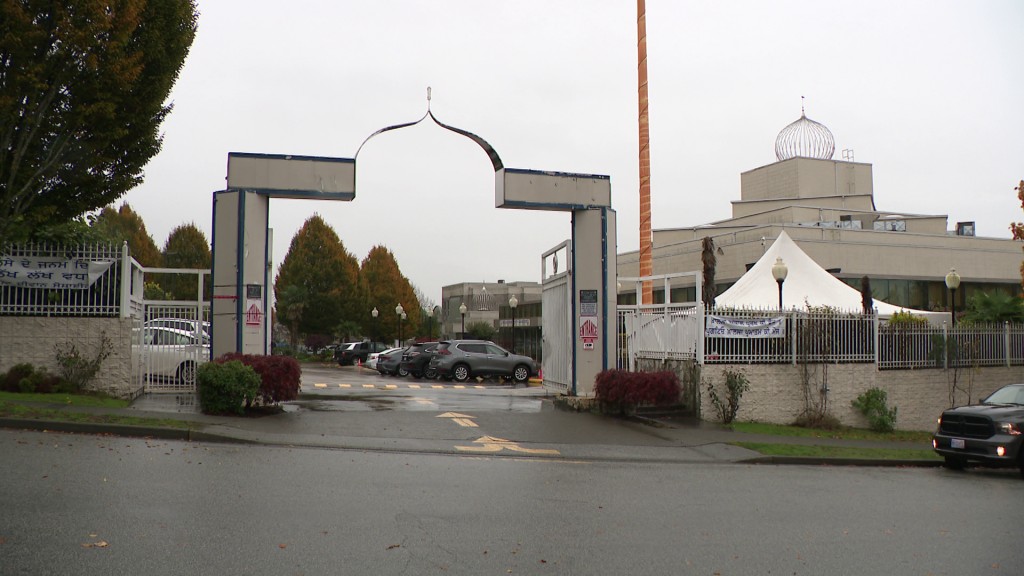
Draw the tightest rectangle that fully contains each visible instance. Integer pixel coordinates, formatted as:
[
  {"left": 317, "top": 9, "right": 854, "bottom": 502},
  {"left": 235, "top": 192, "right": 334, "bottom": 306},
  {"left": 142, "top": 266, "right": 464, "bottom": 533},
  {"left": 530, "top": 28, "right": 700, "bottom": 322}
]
[{"left": 638, "top": 0, "right": 653, "bottom": 304}]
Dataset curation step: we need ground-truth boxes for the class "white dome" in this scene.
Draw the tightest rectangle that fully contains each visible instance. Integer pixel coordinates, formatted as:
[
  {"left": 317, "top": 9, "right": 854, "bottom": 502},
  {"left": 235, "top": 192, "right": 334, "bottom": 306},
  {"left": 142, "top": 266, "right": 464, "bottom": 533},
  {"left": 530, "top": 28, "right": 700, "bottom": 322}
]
[{"left": 775, "top": 113, "right": 835, "bottom": 161}]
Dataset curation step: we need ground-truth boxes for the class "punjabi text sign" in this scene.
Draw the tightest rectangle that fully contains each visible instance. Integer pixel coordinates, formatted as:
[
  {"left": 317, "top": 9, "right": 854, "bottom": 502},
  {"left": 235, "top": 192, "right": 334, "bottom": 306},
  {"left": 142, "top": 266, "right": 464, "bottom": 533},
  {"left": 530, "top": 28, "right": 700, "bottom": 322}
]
[
  {"left": 705, "top": 315, "right": 786, "bottom": 338},
  {"left": 0, "top": 256, "right": 114, "bottom": 290}
]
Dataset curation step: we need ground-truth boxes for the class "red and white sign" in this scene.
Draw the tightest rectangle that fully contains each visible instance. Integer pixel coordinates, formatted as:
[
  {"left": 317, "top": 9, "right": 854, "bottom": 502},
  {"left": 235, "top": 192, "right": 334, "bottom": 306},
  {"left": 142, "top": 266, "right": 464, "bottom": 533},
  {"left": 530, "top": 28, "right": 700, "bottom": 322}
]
[
  {"left": 579, "top": 317, "right": 599, "bottom": 350},
  {"left": 245, "top": 299, "right": 263, "bottom": 326}
]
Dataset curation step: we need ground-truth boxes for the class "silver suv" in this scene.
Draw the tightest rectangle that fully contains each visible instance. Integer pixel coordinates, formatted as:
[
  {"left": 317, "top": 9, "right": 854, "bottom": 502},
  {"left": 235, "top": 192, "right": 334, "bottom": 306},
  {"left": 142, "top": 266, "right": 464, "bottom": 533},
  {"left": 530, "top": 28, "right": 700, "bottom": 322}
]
[{"left": 428, "top": 340, "right": 538, "bottom": 384}]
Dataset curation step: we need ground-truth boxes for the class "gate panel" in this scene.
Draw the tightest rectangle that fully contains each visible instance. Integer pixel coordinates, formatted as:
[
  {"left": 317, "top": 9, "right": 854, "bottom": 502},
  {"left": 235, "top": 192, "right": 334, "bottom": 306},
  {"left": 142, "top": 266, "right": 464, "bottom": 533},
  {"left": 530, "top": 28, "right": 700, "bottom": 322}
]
[
  {"left": 542, "top": 241, "right": 572, "bottom": 394},
  {"left": 140, "top": 302, "right": 211, "bottom": 392}
]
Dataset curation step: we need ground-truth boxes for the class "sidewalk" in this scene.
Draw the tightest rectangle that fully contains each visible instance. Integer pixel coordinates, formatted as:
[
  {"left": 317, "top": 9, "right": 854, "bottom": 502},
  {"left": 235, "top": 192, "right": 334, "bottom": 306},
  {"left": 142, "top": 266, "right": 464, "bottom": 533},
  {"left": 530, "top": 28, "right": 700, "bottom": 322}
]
[{"left": 0, "top": 393, "right": 940, "bottom": 468}]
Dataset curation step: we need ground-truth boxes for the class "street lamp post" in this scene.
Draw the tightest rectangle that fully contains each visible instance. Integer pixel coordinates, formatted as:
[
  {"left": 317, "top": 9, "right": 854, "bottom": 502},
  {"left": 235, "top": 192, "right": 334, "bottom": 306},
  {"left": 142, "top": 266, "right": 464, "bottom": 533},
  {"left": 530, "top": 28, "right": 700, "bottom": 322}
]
[
  {"left": 945, "top": 268, "right": 961, "bottom": 326},
  {"left": 426, "top": 307, "right": 434, "bottom": 341},
  {"left": 395, "top": 303, "right": 405, "bottom": 345},
  {"left": 459, "top": 302, "right": 468, "bottom": 339},
  {"left": 772, "top": 257, "right": 788, "bottom": 310},
  {"left": 508, "top": 295, "right": 519, "bottom": 354},
  {"left": 371, "top": 307, "right": 378, "bottom": 348}
]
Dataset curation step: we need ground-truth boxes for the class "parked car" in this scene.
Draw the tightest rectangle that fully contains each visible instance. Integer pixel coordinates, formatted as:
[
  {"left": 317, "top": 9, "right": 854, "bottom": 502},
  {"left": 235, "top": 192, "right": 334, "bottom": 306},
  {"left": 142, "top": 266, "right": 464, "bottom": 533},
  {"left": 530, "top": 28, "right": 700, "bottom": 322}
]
[
  {"left": 367, "top": 347, "right": 403, "bottom": 371},
  {"left": 144, "top": 318, "right": 210, "bottom": 344},
  {"left": 139, "top": 326, "right": 210, "bottom": 384},
  {"left": 399, "top": 342, "right": 441, "bottom": 379},
  {"left": 335, "top": 341, "right": 390, "bottom": 366},
  {"left": 428, "top": 340, "right": 538, "bottom": 384},
  {"left": 933, "top": 383, "right": 1024, "bottom": 478},
  {"left": 376, "top": 347, "right": 409, "bottom": 376}
]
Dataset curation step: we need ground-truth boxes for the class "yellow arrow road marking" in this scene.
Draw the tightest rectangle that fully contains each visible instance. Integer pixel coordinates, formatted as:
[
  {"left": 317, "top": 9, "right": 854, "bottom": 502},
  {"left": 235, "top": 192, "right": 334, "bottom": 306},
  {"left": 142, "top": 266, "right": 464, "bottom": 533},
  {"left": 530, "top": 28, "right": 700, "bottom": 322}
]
[
  {"left": 437, "top": 412, "right": 475, "bottom": 419},
  {"left": 411, "top": 397, "right": 435, "bottom": 405},
  {"left": 455, "top": 436, "right": 559, "bottom": 454},
  {"left": 452, "top": 418, "right": 478, "bottom": 427}
]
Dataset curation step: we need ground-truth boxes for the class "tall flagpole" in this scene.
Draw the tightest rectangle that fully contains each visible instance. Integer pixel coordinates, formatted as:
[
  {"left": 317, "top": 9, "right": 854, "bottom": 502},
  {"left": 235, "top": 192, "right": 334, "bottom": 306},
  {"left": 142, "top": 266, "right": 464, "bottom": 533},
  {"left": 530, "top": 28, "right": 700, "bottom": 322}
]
[{"left": 637, "top": 0, "right": 653, "bottom": 304}]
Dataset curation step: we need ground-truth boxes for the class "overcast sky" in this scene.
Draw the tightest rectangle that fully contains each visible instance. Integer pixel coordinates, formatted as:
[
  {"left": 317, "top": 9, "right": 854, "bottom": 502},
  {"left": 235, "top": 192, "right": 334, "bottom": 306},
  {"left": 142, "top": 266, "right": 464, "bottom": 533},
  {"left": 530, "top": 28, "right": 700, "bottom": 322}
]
[{"left": 120, "top": 0, "right": 1024, "bottom": 306}]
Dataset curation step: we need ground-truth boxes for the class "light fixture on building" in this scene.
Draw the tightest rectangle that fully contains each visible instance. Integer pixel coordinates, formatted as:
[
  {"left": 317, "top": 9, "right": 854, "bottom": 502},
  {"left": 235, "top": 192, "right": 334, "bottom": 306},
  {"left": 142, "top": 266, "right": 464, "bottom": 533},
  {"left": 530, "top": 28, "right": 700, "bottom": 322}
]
[
  {"left": 945, "top": 268, "right": 961, "bottom": 326},
  {"left": 772, "top": 257, "right": 788, "bottom": 310}
]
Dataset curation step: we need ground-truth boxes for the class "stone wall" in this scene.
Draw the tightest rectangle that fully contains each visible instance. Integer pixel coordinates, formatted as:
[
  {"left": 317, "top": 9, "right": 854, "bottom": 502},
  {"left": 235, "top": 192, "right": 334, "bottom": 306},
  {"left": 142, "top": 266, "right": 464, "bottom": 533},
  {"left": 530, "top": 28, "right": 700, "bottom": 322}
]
[
  {"left": 0, "top": 317, "right": 139, "bottom": 399},
  {"left": 699, "top": 363, "right": 1024, "bottom": 431}
]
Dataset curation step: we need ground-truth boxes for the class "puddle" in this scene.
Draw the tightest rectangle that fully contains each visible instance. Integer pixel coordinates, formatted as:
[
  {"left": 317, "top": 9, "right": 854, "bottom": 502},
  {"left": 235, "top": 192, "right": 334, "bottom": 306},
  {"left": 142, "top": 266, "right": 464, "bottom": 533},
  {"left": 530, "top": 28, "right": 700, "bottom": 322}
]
[{"left": 292, "top": 397, "right": 395, "bottom": 412}]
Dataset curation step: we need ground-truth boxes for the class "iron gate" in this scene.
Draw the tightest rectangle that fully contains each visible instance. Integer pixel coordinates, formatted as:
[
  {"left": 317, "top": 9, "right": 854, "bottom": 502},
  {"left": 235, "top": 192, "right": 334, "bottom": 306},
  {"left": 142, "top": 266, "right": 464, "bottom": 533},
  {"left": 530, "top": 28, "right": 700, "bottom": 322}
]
[
  {"left": 137, "top": 301, "right": 211, "bottom": 392},
  {"left": 541, "top": 241, "right": 572, "bottom": 394}
]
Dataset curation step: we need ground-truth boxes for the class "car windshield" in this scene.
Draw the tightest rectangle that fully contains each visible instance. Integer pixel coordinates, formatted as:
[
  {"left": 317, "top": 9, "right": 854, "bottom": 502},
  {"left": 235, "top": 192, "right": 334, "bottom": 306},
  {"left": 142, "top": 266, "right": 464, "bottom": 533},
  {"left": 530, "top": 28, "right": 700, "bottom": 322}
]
[{"left": 982, "top": 385, "right": 1024, "bottom": 405}]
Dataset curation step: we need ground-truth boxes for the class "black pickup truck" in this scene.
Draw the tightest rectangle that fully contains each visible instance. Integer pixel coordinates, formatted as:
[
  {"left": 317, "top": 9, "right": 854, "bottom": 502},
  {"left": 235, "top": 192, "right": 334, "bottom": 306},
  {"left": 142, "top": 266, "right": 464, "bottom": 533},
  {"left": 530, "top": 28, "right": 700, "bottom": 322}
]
[
  {"left": 335, "top": 341, "right": 389, "bottom": 366},
  {"left": 933, "top": 383, "right": 1024, "bottom": 479}
]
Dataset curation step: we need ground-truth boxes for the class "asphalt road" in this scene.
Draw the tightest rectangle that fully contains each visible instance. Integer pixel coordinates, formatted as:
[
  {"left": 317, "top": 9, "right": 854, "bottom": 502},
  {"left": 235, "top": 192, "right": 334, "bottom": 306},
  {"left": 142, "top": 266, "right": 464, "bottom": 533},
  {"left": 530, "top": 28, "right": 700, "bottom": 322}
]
[{"left": 1, "top": 428, "right": 1021, "bottom": 575}]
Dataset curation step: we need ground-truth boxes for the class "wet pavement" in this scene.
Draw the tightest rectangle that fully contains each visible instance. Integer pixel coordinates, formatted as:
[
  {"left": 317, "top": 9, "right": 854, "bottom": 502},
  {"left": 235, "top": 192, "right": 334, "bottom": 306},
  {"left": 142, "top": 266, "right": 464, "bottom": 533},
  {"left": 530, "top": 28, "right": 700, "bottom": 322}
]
[{"left": 0, "top": 363, "right": 941, "bottom": 466}]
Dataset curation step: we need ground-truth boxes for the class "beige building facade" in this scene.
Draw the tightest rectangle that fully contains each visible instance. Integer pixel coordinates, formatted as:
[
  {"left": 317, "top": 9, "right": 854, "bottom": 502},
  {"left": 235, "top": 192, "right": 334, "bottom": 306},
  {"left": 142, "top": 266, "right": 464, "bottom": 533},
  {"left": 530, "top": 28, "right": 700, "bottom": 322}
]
[{"left": 618, "top": 155, "right": 1021, "bottom": 311}]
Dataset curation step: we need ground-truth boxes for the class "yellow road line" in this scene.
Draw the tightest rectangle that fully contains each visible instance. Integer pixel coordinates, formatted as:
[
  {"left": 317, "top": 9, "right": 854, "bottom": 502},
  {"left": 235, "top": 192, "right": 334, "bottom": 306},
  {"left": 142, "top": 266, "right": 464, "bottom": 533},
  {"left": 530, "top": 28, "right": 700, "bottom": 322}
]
[
  {"left": 474, "top": 386, "right": 485, "bottom": 389},
  {"left": 339, "top": 384, "right": 351, "bottom": 388},
  {"left": 362, "top": 384, "right": 375, "bottom": 388},
  {"left": 408, "top": 385, "right": 421, "bottom": 389},
  {"left": 453, "top": 385, "right": 465, "bottom": 389},
  {"left": 384, "top": 384, "right": 398, "bottom": 389},
  {"left": 314, "top": 383, "right": 327, "bottom": 388},
  {"left": 432, "top": 385, "right": 443, "bottom": 389}
]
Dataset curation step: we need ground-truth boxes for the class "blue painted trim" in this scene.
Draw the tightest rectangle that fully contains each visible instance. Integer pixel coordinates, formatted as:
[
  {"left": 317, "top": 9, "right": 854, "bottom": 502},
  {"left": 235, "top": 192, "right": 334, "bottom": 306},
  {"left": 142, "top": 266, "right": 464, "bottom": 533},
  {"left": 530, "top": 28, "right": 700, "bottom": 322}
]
[
  {"left": 263, "top": 204, "right": 270, "bottom": 355},
  {"left": 224, "top": 188, "right": 355, "bottom": 201},
  {"left": 209, "top": 192, "right": 218, "bottom": 361},
  {"left": 505, "top": 167, "right": 610, "bottom": 180},
  {"left": 499, "top": 200, "right": 599, "bottom": 211},
  {"left": 570, "top": 211, "right": 577, "bottom": 396},
  {"left": 228, "top": 151, "right": 354, "bottom": 164},
  {"left": 601, "top": 207, "right": 609, "bottom": 371},
  {"left": 236, "top": 190, "right": 245, "bottom": 353}
]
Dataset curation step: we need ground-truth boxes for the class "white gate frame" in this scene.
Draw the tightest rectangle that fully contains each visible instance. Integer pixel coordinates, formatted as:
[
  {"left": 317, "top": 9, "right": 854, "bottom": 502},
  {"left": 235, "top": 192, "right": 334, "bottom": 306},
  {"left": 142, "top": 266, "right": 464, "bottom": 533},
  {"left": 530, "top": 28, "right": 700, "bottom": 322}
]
[
  {"left": 541, "top": 240, "right": 572, "bottom": 394},
  {"left": 617, "top": 271, "right": 704, "bottom": 370},
  {"left": 126, "top": 260, "right": 212, "bottom": 393}
]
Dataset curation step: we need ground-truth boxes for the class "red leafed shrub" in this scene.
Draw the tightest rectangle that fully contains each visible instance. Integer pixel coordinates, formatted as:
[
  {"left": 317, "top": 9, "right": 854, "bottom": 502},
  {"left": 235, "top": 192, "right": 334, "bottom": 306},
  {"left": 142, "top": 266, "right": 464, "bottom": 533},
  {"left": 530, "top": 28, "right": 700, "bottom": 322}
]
[
  {"left": 214, "top": 353, "right": 301, "bottom": 405},
  {"left": 594, "top": 369, "right": 681, "bottom": 408}
]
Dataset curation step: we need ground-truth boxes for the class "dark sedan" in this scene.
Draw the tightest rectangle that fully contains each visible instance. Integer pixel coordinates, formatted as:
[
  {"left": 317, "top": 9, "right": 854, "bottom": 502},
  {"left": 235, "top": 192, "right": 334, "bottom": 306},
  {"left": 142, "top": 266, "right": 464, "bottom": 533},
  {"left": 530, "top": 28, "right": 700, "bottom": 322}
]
[
  {"left": 933, "top": 383, "right": 1024, "bottom": 478},
  {"left": 376, "top": 348, "right": 408, "bottom": 377}
]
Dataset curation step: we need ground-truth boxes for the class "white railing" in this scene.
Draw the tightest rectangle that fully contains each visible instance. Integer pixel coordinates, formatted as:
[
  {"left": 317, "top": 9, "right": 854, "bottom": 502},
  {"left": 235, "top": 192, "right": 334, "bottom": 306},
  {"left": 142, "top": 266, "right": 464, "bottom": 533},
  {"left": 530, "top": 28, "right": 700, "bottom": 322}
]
[
  {"left": 877, "top": 321, "right": 1024, "bottom": 370},
  {"left": 541, "top": 240, "right": 572, "bottom": 394},
  {"left": 617, "top": 303, "right": 703, "bottom": 369},
  {"left": 615, "top": 302, "right": 1024, "bottom": 370},
  {"left": 1, "top": 242, "right": 127, "bottom": 316}
]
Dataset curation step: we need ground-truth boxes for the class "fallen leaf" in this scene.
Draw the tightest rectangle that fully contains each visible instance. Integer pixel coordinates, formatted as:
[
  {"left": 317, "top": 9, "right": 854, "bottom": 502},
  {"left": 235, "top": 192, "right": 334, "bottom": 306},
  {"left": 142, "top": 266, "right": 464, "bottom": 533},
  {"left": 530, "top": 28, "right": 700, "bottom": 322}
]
[
  {"left": 90, "top": 534, "right": 97, "bottom": 538},
  {"left": 279, "top": 544, "right": 287, "bottom": 549},
  {"left": 991, "top": 565, "right": 999, "bottom": 569},
  {"left": 386, "top": 544, "right": 400, "bottom": 550}
]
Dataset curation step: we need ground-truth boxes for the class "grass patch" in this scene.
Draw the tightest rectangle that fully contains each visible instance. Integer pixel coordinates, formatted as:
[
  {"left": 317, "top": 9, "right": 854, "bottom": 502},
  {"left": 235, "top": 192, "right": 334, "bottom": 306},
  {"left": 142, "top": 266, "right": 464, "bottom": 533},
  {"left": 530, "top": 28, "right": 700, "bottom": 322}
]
[
  {"left": 727, "top": 421, "right": 932, "bottom": 444},
  {"left": 0, "top": 391, "right": 130, "bottom": 409},
  {"left": 0, "top": 401, "right": 198, "bottom": 429},
  {"left": 734, "top": 441, "right": 941, "bottom": 460}
]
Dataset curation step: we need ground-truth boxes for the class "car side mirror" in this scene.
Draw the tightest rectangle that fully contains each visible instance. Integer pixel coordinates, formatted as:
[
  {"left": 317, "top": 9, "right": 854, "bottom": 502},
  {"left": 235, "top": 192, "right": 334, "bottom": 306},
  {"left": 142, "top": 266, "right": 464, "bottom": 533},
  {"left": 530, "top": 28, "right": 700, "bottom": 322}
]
[{"left": 504, "top": 352, "right": 509, "bottom": 357}]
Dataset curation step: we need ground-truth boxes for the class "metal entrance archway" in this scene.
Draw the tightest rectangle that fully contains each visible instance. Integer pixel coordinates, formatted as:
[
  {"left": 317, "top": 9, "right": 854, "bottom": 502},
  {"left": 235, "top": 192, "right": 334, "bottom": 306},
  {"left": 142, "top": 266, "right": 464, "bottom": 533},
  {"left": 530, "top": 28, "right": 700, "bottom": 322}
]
[{"left": 211, "top": 90, "right": 615, "bottom": 395}]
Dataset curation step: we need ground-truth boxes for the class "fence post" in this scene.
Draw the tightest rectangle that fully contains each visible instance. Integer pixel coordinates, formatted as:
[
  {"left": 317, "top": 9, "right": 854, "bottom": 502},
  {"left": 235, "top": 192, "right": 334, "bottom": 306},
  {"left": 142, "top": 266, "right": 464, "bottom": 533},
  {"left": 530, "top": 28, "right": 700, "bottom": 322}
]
[
  {"left": 942, "top": 321, "right": 948, "bottom": 370},
  {"left": 1006, "top": 321, "right": 1011, "bottom": 368},
  {"left": 119, "top": 241, "right": 130, "bottom": 319},
  {"left": 873, "top": 312, "right": 880, "bottom": 368},
  {"left": 791, "top": 310, "right": 797, "bottom": 365}
]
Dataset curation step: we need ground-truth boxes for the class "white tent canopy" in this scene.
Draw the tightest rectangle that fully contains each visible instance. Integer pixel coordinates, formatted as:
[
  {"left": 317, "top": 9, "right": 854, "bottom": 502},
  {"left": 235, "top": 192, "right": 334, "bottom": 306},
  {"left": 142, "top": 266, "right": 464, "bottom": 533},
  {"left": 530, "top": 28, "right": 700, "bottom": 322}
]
[{"left": 715, "top": 231, "right": 950, "bottom": 324}]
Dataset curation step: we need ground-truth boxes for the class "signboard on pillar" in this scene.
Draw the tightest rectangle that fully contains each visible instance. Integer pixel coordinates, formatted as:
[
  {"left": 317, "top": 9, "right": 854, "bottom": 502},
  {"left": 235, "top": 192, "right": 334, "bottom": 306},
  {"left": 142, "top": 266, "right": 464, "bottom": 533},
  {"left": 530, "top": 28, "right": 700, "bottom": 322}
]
[{"left": 571, "top": 208, "right": 616, "bottom": 396}]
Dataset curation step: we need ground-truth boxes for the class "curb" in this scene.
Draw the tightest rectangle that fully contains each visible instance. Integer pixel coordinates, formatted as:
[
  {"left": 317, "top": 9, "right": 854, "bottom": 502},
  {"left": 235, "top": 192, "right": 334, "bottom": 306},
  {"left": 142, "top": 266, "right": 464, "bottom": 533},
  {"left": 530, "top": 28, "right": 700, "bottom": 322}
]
[{"left": 739, "top": 455, "right": 944, "bottom": 468}]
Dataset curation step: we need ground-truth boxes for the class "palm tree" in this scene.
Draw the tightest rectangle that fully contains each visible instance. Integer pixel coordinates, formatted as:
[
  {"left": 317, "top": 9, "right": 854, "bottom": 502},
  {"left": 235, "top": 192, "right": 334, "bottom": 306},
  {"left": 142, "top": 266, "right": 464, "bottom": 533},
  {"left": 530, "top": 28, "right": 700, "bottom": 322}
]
[{"left": 962, "top": 290, "right": 1024, "bottom": 324}]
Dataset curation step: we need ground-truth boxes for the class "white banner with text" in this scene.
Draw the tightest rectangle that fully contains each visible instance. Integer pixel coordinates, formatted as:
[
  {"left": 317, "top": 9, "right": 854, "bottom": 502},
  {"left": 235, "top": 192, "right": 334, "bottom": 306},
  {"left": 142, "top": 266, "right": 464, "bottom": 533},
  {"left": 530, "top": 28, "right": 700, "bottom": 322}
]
[
  {"left": 0, "top": 256, "right": 115, "bottom": 290},
  {"left": 705, "top": 315, "right": 786, "bottom": 338}
]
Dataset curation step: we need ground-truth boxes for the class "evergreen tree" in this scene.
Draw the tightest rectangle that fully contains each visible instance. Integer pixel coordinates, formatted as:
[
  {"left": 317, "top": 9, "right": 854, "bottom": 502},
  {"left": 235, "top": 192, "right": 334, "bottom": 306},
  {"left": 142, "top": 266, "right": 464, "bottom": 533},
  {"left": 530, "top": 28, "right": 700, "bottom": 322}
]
[
  {"left": 161, "top": 223, "right": 211, "bottom": 300},
  {"left": 360, "top": 245, "right": 420, "bottom": 343},
  {"left": 93, "top": 204, "right": 163, "bottom": 267},
  {"left": 274, "top": 215, "right": 361, "bottom": 337}
]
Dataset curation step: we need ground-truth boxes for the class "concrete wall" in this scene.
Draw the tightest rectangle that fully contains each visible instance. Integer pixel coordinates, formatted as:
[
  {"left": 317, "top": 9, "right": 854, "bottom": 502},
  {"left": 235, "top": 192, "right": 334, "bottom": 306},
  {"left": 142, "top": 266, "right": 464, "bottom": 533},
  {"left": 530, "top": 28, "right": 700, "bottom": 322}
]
[
  {"left": 0, "top": 317, "right": 138, "bottom": 399},
  {"left": 699, "top": 363, "right": 1024, "bottom": 431}
]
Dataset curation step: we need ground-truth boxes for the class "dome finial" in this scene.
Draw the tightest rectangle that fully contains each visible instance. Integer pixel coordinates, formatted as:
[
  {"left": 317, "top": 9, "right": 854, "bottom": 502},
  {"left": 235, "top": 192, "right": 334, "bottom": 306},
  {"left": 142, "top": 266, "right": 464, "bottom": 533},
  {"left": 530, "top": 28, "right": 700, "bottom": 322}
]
[{"left": 775, "top": 100, "right": 834, "bottom": 161}]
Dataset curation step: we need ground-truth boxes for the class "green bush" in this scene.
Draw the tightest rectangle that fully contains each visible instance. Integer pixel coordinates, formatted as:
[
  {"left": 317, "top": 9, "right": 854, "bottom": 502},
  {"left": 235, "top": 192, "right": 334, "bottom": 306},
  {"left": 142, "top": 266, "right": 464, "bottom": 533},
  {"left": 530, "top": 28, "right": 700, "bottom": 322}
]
[
  {"left": 852, "top": 387, "right": 898, "bottom": 433},
  {"left": 3, "top": 363, "right": 36, "bottom": 393},
  {"left": 196, "top": 360, "right": 260, "bottom": 415},
  {"left": 707, "top": 369, "right": 750, "bottom": 424}
]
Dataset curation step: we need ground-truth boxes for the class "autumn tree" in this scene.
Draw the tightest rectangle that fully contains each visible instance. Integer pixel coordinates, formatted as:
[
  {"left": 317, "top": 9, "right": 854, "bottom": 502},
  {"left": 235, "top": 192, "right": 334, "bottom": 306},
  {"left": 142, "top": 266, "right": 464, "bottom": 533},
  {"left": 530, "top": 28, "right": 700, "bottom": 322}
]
[
  {"left": 274, "top": 215, "right": 361, "bottom": 337},
  {"left": 360, "top": 245, "right": 420, "bottom": 343},
  {"left": 93, "top": 204, "right": 163, "bottom": 267},
  {"left": 0, "top": 0, "right": 199, "bottom": 248},
  {"left": 1011, "top": 180, "right": 1024, "bottom": 288},
  {"left": 160, "top": 223, "right": 211, "bottom": 300}
]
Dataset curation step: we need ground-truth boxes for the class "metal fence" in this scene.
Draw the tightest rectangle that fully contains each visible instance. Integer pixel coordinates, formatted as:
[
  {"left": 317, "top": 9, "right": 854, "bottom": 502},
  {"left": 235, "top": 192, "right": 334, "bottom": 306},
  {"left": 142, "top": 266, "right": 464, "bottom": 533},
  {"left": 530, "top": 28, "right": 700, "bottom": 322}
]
[
  {"left": 877, "top": 322, "right": 1024, "bottom": 370},
  {"left": 616, "top": 304, "right": 1024, "bottom": 370},
  {"left": 617, "top": 303, "right": 703, "bottom": 370},
  {"left": 1, "top": 242, "right": 128, "bottom": 316}
]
